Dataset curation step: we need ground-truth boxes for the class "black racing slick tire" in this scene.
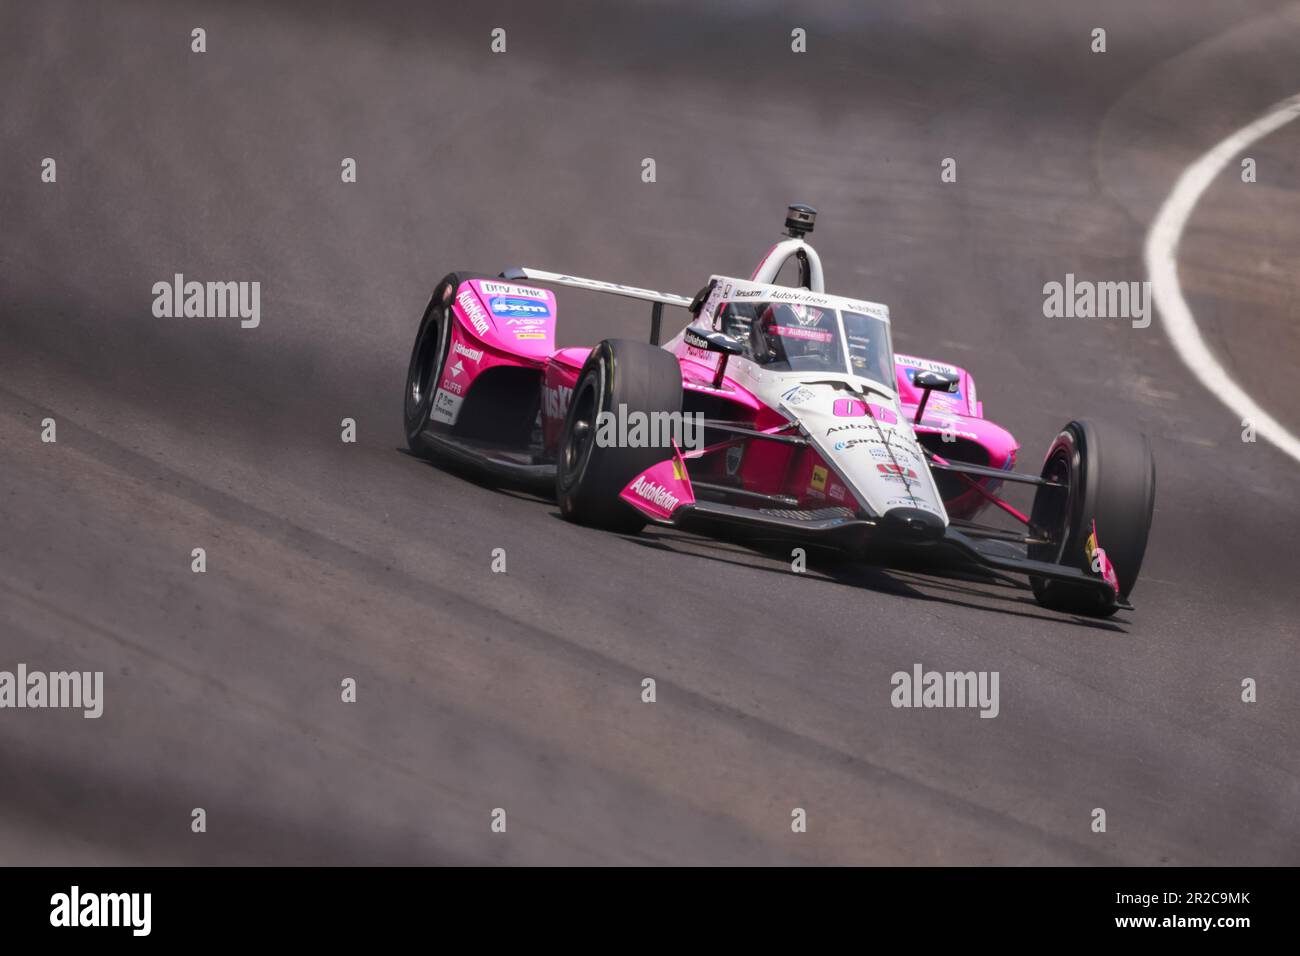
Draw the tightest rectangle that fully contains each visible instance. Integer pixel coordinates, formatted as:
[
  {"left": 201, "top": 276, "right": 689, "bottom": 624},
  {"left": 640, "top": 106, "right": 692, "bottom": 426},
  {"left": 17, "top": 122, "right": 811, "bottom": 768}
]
[
  {"left": 556, "top": 338, "right": 683, "bottom": 534},
  {"left": 403, "top": 271, "right": 495, "bottom": 458},
  {"left": 1028, "top": 420, "right": 1156, "bottom": 616}
]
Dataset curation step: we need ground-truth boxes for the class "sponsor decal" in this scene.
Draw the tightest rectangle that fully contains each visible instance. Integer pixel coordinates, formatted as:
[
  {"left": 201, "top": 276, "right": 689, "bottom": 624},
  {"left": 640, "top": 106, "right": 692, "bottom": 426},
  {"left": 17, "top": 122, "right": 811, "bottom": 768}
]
[
  {"left": 431, "top": 388, "right": 462, "bottom": 424},
  {"left": 684, "top": 328, "right": 711, "bottom": 350},
  {"left": 767, "top": 325, "right": 832, "bottom": 342},
  {"left": 810, "top": 464, "right": 828, "bottom": 492},
  {"left": 629, "top": 475, "right": 680, "bottom": 512},
  {"left": 832, "top": 431, "right": 924, "bottom": 462},
  {"left": 725, "top": 444, "right": 743, "bottom": 476},
  {"left": 782, "top": 386, "right": 816, "bottom": 406},
  {"left": 456, "top": 290, "right": 491, "bottom": 337},
  {"left": 490, "top": 296, "right": 552, "bottom": 319},
  {"left": 825, "top": 422, "right": 877, "bottom": 436},
  {"left": 1085, "top": 520, "right": 1121, "bottom": 593},
  {"left": 514, "top": 331, "right": 547, "bottom": 340},
  {"left": 479, "top": 281, "right": 548, "bottom": 299},
  {"left": 543, "top": 383, "right": 572, "bottom": 419},
  {"left": 896, "top": 355, "right": 959, "bottom": 375},
  {"left": 915, "top": 421, "right": 979, "bottom": 441},
  {"left": 877, "top": 462, "right": 921, "bottom": 486},
  {"left": 878, "top": 463, "right": 918, "bottom": 478},
  {"left": 449, "top": 360, "right": 465, "bottom": 378},
  {"left": 828, "top": 483, "right": 845, "bottom": 502},
  {"left": 440, "top": 378, "right": 463, "bottom": 395},
  {"left": 793, "top": 307, "right": 825, "bottom": 327},
  {"left": 761, "top": 288, "right": 834, "bottom": 305},
  {"left": 453, "top": 341, "right": 483, "bottom": 363}
]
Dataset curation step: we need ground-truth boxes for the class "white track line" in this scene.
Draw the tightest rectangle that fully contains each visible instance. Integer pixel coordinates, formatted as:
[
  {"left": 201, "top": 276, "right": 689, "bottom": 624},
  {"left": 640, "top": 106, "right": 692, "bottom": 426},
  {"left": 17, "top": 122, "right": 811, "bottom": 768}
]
[{"left": 1144, "top": 93, "right": 1300, "bottom": 464}]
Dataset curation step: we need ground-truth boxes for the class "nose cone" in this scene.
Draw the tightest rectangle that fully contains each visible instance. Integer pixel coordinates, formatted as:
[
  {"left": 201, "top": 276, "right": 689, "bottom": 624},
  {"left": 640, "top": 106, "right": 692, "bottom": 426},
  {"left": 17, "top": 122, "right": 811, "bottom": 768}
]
[{"left": 881, "top": 507, "right": 946, "bottom": 543}]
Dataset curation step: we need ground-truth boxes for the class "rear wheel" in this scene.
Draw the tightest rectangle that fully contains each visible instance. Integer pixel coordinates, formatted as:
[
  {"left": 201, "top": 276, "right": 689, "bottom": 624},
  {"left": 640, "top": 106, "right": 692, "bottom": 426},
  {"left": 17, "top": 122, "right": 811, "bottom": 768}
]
[
  {"left": 556, "top": 339, "right": 683, "bottom": 533},
  {"left": 403, "top": 272, "right": 494, "bottom": 457},
  {"left": 1028, "top": 420, "right": 1156, "bottom": 616}
]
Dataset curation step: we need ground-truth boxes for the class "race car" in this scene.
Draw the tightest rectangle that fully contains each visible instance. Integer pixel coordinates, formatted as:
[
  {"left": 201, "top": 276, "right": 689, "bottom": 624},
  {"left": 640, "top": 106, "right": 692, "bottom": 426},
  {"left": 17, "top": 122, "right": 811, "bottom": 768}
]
[{"left": 402, "top": 203, "right": 1155, "bottom": 617}]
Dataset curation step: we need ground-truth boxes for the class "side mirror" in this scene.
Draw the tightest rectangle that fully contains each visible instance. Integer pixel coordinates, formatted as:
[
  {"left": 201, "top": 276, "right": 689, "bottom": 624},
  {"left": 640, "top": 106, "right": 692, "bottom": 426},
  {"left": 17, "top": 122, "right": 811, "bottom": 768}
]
[
  {"left": 912, "top": 369, "right": 959, "bottom": 393},
  {"left": 684, "top": 328, "right": 744, "bottom": 356},
  {"left": 684, "top": 327, "right": 744, "bottom": 389},
  {"left": 911, "top": 369, "right": 959, "bottom": 424}
]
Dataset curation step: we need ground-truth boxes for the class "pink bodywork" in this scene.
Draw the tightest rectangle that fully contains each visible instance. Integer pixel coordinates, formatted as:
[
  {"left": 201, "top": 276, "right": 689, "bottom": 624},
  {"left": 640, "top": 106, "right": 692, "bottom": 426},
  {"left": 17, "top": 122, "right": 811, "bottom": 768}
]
[
  {"left": 442, "top": 279, "right": 563, "bottom": 428},
  {"left": 620, "top": 449, "right": 696, "bottom": 521},
  {"left": 893, "top": 353, "right": 1020, "bottom": 520},
  {"left": 444, "top": 284, "right": 1023, "bottom": 524}
]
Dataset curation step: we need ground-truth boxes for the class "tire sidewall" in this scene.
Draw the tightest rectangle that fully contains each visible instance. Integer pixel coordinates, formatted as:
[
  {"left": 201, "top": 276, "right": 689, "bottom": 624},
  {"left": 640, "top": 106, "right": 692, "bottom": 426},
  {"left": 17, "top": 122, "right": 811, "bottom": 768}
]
[
  {"left": 1030, "top": 420, "right": 1155, "bottom": 612},
  {"left": 556, "top": 339, "right": 683, "bottom": 531}
]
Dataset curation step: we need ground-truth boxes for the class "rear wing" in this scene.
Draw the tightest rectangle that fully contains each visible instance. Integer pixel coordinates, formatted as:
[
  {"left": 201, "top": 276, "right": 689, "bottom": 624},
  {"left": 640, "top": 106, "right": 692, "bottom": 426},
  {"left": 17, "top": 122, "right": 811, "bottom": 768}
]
[{"left": 500, "top": 267, "right": 695, "bottom": 345}]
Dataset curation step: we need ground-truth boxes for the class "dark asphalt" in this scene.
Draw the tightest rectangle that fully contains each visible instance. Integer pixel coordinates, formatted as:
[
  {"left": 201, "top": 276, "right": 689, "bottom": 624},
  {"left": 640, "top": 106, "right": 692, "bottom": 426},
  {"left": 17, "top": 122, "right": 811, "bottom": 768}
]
[{"left": 1, "top": 0, "right": 1298, "bottom": 864}]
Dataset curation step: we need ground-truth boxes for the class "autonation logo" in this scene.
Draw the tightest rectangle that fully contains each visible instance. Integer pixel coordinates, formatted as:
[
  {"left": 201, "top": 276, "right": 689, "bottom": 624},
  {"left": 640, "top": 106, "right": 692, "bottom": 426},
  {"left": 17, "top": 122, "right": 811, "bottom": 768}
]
[{"left": 594, "top": 404, "right": 704, "bottom": 451}]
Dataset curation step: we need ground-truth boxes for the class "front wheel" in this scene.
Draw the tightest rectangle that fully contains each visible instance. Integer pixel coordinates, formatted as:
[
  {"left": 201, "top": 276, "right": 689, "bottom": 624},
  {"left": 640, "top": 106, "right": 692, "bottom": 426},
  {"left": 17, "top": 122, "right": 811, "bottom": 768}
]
[
  {"left": 556, "top": 338, "right": 683, "bottom": 534},
  {"left": 1028, "top": 420, "right": 1156, "bottom": 616}
]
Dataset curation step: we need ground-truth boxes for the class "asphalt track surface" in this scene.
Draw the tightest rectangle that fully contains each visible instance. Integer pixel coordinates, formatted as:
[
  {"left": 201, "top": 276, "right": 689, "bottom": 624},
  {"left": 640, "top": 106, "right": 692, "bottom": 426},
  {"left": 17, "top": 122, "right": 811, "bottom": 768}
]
[{"left": 2, "top": 0, "right": 1298, "bottom": 865}]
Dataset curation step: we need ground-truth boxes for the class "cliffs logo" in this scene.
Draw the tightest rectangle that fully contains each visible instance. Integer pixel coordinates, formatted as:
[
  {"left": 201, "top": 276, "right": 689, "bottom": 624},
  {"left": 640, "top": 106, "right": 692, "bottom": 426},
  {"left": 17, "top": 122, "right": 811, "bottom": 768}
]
[
  {"left": 490, "top": 296, "right": 551, "bottom": 319},
  {"left": 629, "top": 476, "right": 679, "bottom": 512}
]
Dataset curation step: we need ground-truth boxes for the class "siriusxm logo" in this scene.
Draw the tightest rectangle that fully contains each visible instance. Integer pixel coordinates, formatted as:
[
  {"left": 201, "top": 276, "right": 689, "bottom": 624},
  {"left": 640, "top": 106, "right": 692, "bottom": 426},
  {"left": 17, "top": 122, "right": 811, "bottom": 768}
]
[{"left": 489, "top": 296, "right": 550, "bottom": 318}]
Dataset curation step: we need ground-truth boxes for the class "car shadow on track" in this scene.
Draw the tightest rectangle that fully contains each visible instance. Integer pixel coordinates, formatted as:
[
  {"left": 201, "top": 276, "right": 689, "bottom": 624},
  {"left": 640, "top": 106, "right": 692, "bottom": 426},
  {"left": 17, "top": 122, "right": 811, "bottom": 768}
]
[
  {"left": 401, "top": 450, "right": 1126, "bottom": 635},
  {"left": 626, "top": 525, "right": 1128, "bottom": 636}
]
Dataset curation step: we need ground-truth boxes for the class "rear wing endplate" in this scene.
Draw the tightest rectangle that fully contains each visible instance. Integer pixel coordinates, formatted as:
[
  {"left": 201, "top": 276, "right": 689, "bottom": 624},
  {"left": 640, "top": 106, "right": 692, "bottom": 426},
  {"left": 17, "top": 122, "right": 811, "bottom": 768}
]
[{"left": 501, "top": 267, "right": 694, "bottom": 345}]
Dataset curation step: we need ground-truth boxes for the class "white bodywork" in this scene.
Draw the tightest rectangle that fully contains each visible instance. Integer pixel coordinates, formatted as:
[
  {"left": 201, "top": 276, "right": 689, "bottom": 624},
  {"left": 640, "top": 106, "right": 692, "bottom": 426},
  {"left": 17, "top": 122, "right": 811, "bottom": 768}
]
[{"left": 663, "top": 246, "right": 950, "bottom": 524}]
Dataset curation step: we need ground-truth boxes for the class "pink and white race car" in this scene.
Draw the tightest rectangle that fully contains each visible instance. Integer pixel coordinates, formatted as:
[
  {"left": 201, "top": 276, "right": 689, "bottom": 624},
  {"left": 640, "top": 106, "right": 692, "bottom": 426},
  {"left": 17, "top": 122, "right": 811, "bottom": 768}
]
[{"left": 402, "top": 204, "right": 1155, "bottom": 616}]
